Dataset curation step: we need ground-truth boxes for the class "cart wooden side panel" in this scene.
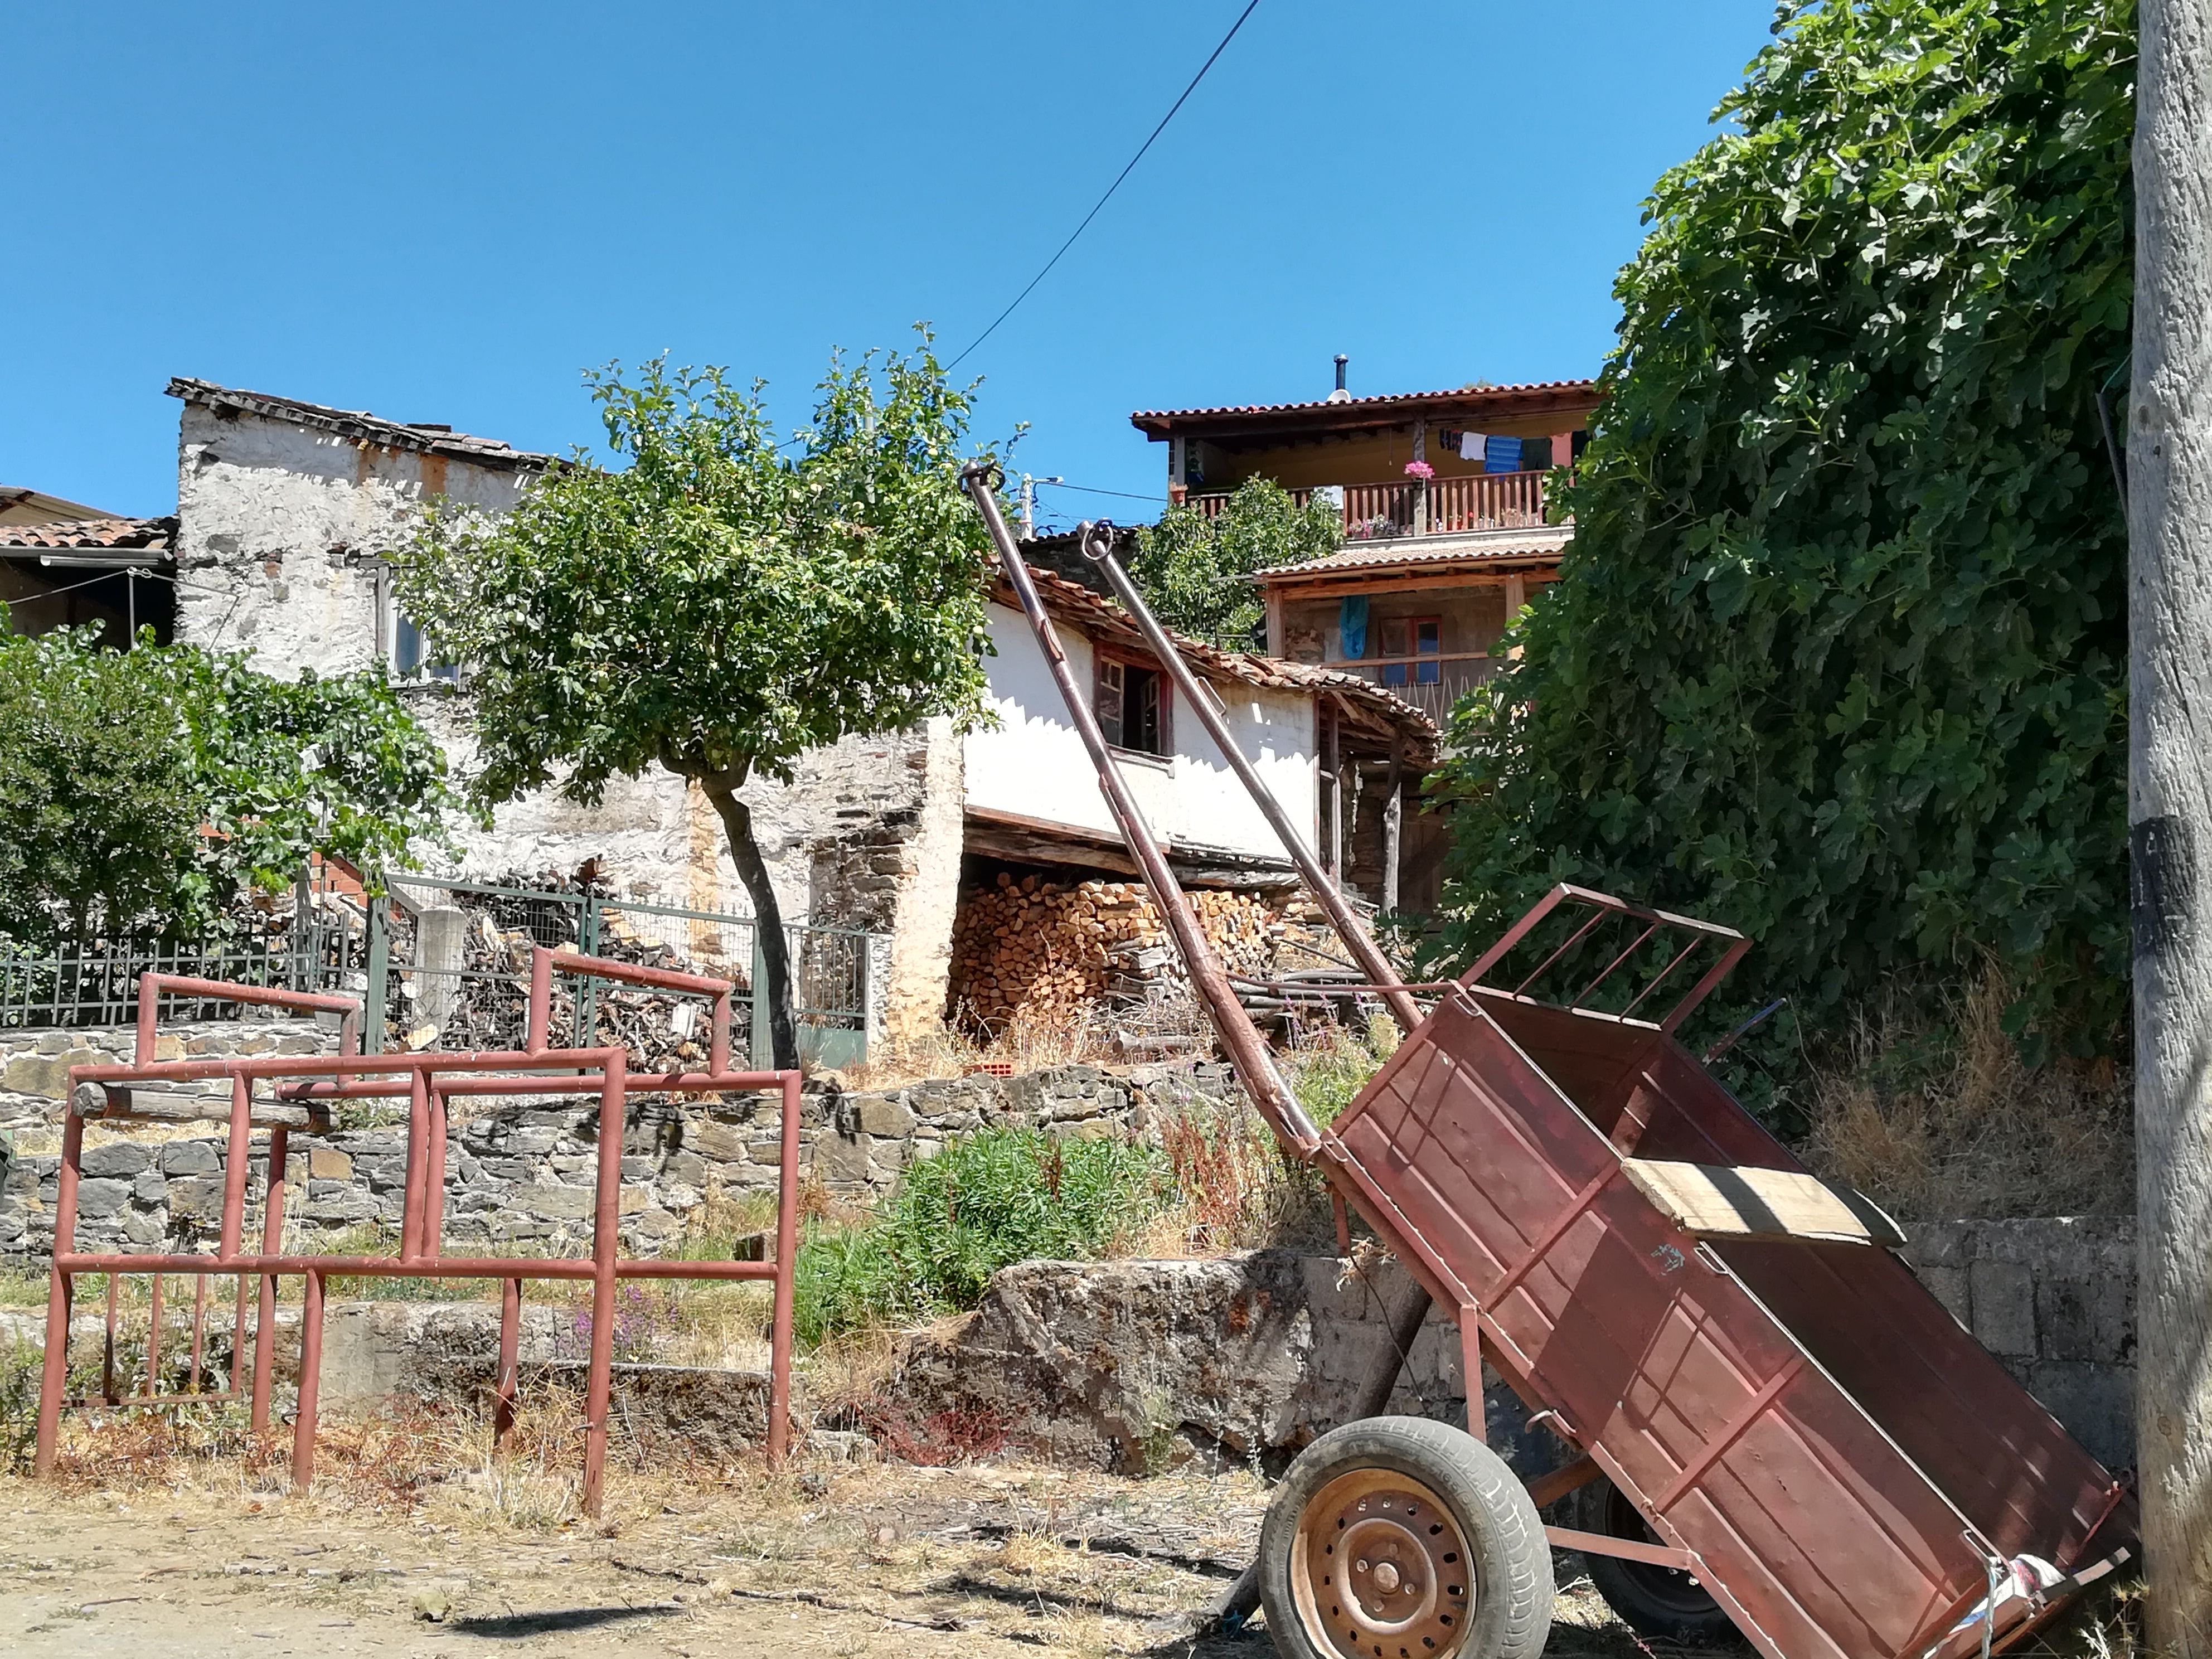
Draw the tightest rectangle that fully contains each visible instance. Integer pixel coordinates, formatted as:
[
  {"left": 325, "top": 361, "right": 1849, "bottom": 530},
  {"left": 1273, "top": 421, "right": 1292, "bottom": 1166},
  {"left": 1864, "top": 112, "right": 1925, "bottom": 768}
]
[{"left": 1331, "top": 996, "right": 2079, "bottom": 1659}]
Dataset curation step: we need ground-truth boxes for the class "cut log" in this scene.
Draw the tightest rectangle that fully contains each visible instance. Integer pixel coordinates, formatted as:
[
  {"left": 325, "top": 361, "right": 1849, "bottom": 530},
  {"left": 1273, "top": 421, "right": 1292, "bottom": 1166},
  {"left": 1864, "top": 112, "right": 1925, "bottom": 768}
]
[{"left": 71, "top": 1082, "right": 336, "bottom": 1133}]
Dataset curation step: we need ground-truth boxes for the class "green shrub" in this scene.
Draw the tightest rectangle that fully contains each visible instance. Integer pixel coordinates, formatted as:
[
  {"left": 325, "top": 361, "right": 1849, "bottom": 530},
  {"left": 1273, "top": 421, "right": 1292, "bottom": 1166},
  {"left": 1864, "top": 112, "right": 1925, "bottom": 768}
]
[{"left": 792, "top": 1126, "right": 1167, "bottom": 1345}]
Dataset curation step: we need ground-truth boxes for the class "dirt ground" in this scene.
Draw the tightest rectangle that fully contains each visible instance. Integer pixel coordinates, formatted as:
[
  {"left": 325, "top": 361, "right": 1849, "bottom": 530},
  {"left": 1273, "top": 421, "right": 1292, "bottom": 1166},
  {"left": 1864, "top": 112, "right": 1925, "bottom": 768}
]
[{"left": 0, "top": 1457, "right": 1662, "bottom": 1659}]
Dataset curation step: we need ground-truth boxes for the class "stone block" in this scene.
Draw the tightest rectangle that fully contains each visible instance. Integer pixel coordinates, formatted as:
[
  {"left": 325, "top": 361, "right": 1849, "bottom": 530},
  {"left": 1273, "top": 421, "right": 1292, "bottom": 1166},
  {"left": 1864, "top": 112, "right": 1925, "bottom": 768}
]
[
  {"left": 1969, "top": 1259, "right": 2037, "bottom": 1357},
  {"left": 161, "top": 1140, "right": 221, "bottom": 1176},
  {"left": 517, "top": 1183, "right": 594, "bottom": 1221},
  {"left": 620, "top": 1156, "right": 658, "bottom": 1181},
  {"left": 663, "top": 1152, "right": 708, "bottom": 1187},
  {"left": 122, "top": 1210, "right": 166, "bottom": 1246},
  {"left": 857, "top": 1095, "right": 916, "bottom": 1138},
  {"left": 686, "top": 1121, "right": 749, "bottom": 1163},
  {"left": 303, "top": 1195, "right": 381, "bottom": 1224},
  {"left": 73, "top": 1177, "right": 132, "bottom": 1219},
  {"left": 1917, "top": 1264, "right": 1971, "bottom": 1328},
  {"left": 132, "top": 1171, "right": 168, "bottom": 1205},
  {"left": 81, "top": 1142, "right": 151, "bottom": 1179},
  {"left": 813, "top": 1132, "right": 874, "bottom": 1183},
  {"left": 2, "top": 1055, "right": 73, "bottom": 1099},
  {"left": 309, "top": 1148, "right": 353, "bottom": 1181},
  {"left": 2036, "top": 1273, "right": 2099, "bottom": 1361},
  {"left": 167, "top": 1177, "right": 225, "bottom": 1224}
]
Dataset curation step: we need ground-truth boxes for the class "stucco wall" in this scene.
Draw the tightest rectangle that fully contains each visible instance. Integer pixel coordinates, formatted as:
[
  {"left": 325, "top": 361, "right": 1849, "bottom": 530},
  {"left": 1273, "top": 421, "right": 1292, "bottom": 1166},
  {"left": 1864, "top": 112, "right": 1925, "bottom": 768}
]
[
  {"left": 174, "top": 402, "right": 530, "bottom": 680},
  {"left": 966, "top": 603, "right": 1316, "bottom": 858}
]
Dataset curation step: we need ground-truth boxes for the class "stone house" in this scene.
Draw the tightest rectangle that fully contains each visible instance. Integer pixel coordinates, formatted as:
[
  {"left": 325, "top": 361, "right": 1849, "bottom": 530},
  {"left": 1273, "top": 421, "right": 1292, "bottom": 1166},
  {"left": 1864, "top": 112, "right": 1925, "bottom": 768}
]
[{"left": 6, "top": 377, "right": 1431, "bottom": 1040}]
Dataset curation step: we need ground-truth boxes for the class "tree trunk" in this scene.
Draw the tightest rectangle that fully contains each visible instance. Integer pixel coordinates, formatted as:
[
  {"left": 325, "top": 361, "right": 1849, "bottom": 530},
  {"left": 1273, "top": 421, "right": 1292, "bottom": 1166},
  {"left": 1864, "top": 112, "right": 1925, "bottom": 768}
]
[
  {"left": 690, "top": 767, "right": 800, "bottom": 1072},
  {"left": 2131, "top": 3, "right": 2212, "bottom": 1643}
]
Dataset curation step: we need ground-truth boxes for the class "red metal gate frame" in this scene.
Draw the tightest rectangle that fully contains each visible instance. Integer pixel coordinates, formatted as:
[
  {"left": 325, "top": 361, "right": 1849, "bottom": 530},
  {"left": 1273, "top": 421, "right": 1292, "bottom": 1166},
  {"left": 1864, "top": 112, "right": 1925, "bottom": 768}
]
[{"left": 36, "top": 947, "right": 802, "bottom": 1515}]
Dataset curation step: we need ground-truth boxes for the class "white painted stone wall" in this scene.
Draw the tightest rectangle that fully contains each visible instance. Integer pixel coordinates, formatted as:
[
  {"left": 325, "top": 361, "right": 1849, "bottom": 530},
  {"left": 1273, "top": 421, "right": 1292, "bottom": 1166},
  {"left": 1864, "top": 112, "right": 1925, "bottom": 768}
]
[
  {"left": 966, "top": 603, "right": 1318, "bottom": 858},
  {"left": 174, "top": 402, "right": 530, "bottom": 680}
]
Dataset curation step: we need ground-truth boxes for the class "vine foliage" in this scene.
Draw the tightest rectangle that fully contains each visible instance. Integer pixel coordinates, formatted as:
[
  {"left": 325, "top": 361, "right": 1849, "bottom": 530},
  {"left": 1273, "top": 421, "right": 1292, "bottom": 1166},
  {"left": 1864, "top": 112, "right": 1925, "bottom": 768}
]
[{"left": 1430, "top": 0, "right": 2135, "bottom": 1058}]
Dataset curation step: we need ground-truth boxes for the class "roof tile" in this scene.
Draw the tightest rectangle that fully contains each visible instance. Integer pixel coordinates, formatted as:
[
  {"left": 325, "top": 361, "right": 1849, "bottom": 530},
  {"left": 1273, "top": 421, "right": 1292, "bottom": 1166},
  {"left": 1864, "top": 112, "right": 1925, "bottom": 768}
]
[
  {"left": 167, "top": 379, "right": 556, "bottom": 472},
  {"left": 0, "top": 515, "right": 176, "bottom": 551}
]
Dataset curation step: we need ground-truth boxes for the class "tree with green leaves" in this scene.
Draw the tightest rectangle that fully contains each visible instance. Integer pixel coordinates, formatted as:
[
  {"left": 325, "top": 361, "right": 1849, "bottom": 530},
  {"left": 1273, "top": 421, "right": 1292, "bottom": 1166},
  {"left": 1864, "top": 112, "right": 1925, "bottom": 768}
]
[
  {"left": 1132, "top": 476, "right": 1342, "bottom": 647},
  {"left": 1430, "top": 0, "right": 2135, "bottom": 1061},
  {"left": 394, "top": 340, "right": 1001, "bottom": 1068},
  {"left": 0, "top": 617, "right": 463, "bottom": 947}
]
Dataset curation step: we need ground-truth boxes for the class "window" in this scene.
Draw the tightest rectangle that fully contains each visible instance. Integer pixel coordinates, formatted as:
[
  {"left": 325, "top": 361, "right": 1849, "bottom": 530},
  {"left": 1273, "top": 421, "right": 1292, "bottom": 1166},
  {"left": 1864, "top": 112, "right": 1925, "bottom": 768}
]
[
  {"left": 1096, "top": 653, "right": 1169, "bottom": 756},
  {"left": 1377, "top": 615, "right": 1442, "bottom": 687}
]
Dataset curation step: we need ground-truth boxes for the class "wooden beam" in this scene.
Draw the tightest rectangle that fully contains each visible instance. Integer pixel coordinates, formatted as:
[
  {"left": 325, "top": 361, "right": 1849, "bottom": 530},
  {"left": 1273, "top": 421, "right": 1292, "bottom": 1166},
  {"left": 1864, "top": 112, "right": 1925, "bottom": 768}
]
[
  {"left": 1262, "top": 565, "right": 1561, "bottom": 602},
  {"left": 72, "top": 1082, "right": 336, "bottom": 1133},
  {"left": 1619, "top": 1158, "right": 1907, "bottom": 1248}
]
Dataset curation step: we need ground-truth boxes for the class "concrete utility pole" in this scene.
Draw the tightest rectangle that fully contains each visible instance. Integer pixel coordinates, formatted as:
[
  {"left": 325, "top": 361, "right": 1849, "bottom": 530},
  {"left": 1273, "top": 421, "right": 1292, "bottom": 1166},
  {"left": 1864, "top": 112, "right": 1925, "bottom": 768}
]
[{"left": 2131, "top": 2, "right": 2212, "bottom": 1643}]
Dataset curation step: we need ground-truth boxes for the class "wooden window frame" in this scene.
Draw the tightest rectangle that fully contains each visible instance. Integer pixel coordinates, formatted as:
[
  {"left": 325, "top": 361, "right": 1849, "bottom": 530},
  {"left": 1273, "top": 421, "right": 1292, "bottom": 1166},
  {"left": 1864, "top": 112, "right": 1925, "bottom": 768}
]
[{"left": 1094, "top": 644, "right": 1173, "bottom": 759}]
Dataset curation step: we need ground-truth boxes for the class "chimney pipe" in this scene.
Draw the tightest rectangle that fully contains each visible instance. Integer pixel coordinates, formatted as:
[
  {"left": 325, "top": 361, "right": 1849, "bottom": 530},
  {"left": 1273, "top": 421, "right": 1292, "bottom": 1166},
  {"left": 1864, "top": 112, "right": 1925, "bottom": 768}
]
[{"left": 1329, "top": 353, "right": 1351, "bottom": 403}]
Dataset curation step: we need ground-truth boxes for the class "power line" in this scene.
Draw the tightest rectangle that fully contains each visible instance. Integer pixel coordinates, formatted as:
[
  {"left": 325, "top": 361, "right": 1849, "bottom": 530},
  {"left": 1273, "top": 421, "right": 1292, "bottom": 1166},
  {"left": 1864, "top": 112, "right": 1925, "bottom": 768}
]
[
  {"left": 945, "top": 0, "right": 1263, "bottom": 371},
  {"left": 1040, "top": 479, "right": 1167, "bottom": 503}
]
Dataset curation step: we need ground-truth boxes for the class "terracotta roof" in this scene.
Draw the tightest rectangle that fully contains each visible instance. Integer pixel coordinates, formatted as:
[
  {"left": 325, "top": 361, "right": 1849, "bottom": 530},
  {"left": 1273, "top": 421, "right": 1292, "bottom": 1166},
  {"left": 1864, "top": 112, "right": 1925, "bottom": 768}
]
[
  {"left": 0, "top": 485, "right": 117, "bottom": 523},
  {"left": 1131, "top": 380, "right": 1599, "bottom": 439},
  {"left": 0, "top": 515, "right": 176, "bottom": 553},
  {"left": 167, "top": 378, "right": 556, "bottom": 473},
  {"left": 1256, "top": 525, "right": 1571, "bottom": 581},
  {"left": 993, "top": 555, "right": 1437, "bottom": 754}
]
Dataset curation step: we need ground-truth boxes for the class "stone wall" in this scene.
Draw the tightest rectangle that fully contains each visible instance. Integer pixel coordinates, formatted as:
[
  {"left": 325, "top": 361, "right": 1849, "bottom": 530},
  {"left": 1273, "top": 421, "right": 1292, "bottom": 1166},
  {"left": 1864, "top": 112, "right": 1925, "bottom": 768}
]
[
  {"left": 897, "top": 1224, "right": 2142, "bottom": 1477},
  {"left": 1903, "top": 1216, "right": 2136, "bottom": 1469},
  {"left": 0, "top": 1037, "right": 1224, "bottom": 1262}
]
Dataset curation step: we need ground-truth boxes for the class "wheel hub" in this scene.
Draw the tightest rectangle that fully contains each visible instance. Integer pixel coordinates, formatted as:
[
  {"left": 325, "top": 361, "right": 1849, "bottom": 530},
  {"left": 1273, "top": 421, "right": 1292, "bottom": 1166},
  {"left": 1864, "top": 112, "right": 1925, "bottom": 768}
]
[{"left": 1293, "top": 1469, "right": 1474, "bottom": 1659}]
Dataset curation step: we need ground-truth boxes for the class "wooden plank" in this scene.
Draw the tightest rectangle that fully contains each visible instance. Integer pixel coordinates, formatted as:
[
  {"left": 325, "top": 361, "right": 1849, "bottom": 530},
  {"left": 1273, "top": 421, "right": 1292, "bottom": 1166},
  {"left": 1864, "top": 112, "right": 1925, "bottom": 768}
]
[{"left": 1620, "top": 1157, "right": 1905, "bottom": 1248}]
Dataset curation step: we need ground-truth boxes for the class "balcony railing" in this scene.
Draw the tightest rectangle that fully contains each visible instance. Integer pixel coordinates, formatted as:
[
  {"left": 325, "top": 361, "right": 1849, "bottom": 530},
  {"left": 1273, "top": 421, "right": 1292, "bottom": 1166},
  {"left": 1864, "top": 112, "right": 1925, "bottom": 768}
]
[
  {"left": 1323, "top": 654, "right": 1504, "bottom": 722},
  {"left": 1184, "top": 471, "right": 1552, "bottom": 539}
]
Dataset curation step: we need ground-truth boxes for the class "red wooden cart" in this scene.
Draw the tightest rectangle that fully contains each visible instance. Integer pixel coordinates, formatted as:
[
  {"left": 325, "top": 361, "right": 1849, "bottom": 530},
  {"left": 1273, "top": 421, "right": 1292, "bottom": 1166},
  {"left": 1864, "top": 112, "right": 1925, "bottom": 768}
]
[{"left": 960, "top": 474, "right": 2136, "bottom": 1659}]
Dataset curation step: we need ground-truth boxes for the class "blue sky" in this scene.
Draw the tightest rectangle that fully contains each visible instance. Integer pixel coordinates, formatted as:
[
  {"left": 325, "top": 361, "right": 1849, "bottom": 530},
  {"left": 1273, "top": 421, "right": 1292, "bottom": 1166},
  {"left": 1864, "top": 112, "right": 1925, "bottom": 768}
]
[{"left": 2, "top": 2, "right": 1779, "bottom": 529}]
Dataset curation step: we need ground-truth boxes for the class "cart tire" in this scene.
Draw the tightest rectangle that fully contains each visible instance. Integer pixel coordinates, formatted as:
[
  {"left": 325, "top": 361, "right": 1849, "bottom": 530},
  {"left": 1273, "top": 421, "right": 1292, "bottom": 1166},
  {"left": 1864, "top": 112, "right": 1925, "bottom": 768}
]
[
  {"left": 1258, "top": 1415, "right": 1551, "bottom": 1659},
  {"left": 1572, "top": 1478, "right": 1737, "bottom": 1644}
]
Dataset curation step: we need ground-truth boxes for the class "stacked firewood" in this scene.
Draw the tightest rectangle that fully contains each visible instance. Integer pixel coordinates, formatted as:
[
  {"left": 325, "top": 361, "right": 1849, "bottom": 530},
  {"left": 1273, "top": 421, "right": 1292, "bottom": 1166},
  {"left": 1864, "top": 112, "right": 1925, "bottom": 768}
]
[{"left": 948, "top": 874, "right": 1279, "bottom": 1031}]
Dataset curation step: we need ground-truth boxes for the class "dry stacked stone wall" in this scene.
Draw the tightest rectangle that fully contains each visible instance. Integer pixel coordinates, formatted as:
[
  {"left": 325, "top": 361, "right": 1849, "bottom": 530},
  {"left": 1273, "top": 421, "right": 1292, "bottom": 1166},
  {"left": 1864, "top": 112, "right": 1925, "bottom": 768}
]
[{"left": 0, "top": 1012, "right": 1236, "bottom": 1262}]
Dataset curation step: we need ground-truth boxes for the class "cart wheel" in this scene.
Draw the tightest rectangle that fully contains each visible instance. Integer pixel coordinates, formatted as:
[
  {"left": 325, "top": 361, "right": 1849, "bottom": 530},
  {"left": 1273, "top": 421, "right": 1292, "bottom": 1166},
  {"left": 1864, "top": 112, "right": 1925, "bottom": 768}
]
[
  {"left": 1571, "top": 1478, "right": 1736, "bottom": 1644},
  {"left": 1258, "top": 1416, "right": 1551, "bottom": 1659}
]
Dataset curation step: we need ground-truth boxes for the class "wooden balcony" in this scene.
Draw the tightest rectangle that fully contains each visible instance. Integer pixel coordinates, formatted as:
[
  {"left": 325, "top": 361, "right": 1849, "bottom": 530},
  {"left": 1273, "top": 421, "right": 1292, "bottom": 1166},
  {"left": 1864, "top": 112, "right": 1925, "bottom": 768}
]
[
  {"left": 1322, "top": 654, "right": 1503, "bottom": 722},
  {"left": 1184, "top": 470, "right": 1553, "bottom": 538}
]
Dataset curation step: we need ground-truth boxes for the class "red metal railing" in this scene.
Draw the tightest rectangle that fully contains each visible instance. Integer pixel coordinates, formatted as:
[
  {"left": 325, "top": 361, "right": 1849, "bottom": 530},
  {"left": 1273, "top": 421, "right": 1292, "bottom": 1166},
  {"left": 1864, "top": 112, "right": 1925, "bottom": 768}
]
[
  {"left": 1185, "top": 470, "right": 1553, "bottom": 537},
  {"left": 37, "top": 949, "right": 803, "bottom": 1515}
]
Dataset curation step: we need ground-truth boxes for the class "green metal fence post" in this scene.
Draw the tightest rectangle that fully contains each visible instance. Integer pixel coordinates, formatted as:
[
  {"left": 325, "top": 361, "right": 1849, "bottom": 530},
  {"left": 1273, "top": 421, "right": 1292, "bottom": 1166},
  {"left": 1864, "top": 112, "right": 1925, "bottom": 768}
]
[
  {"left": 363, "top": 893, "right": 390, "bottom": 1055},
  {"left": 576, "top": 891, "right": 601, "bottom": 1047},
  {"left": 750, "top": 929, "right": 770, "bottom": 1069}
]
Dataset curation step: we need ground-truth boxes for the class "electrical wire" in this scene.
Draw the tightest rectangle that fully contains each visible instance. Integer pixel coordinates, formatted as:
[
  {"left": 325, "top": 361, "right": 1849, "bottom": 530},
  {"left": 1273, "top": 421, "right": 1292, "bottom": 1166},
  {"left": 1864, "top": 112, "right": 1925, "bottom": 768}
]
[
  {"left": 1040, "top": 480, "right": 1168, "bottom": 503},
  {"left": 945, "top": 0, "right": 1264, "bottom": 370}
]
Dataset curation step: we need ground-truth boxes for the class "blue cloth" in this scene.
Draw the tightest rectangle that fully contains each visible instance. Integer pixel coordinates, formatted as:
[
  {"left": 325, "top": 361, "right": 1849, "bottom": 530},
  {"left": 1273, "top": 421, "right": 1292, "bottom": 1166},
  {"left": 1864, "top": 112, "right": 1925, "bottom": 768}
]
[
  {"left": 1484, "top": 434, "right": 1524, "bottom": 474},
  {"left": 1338, "top": 595, "right": 1369, "bottom": 659}
]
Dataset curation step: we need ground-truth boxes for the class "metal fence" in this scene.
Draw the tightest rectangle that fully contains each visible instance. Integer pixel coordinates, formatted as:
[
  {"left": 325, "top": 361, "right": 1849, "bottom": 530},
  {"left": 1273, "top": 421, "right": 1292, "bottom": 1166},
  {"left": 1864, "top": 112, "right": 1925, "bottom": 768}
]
[
  {"left": 367, "top": 875, "right": 871, "bottom": 1068},
  {"left": 0, "top": 873, "right": 367, "bottom": 1032},
  {"left": 2, "top": 872, "right": 872, "bottom": 1069}
]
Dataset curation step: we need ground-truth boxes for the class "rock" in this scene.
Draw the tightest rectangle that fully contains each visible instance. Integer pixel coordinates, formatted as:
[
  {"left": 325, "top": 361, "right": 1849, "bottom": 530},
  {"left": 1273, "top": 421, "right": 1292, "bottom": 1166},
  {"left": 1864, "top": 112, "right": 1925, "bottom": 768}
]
[
  {"left": 72, "top": 1178, "right": 132, "bottom": 1220},
  {"left": 166, "top": 1177, "right": 225, "bottom": 1224},
  {"left": 159, "top": 1141, "right": 221, "bottom": 1176},
  {"left": 308, "top": 1148, "right": 353, "bottom": 1181},
  {"left": 81, "top": 1142, "right": 151, "bottom": 1180},
  {"left": 856, "top": 1095, "right": 916, "bottom": 1138}
]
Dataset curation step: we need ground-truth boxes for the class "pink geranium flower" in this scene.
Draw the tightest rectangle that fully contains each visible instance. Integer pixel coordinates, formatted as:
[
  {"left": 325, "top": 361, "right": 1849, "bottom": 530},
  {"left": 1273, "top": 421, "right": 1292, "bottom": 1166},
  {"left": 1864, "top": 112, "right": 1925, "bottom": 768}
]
[{"left": 1403, "top": 459, "right": 1435, "bottom": 480}]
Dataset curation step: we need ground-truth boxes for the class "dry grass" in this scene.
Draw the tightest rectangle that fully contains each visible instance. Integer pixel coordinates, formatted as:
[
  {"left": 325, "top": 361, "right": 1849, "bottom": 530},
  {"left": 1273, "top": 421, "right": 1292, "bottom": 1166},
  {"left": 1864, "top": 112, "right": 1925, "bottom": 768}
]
[
  {"left": 1798, "top": 972, "right": 2134, "bottom": 1221},
  {"left": 837, "top": 1005, "right": 1122, "bottom": 1092}
]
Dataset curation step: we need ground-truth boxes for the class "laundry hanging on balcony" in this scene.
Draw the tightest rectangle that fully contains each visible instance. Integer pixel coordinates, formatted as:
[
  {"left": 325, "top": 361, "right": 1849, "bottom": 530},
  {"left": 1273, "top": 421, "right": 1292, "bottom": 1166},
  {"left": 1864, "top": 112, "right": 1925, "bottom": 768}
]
[
  {"left": 1483, "top": 434, "right": 1524, "bottom": 473},
  {"left": 1439, "top": 428, "right": 1487, "bottom": 462},
  {"left": 1338, "top": 595, "right": 1369, "bottom": 659}
]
